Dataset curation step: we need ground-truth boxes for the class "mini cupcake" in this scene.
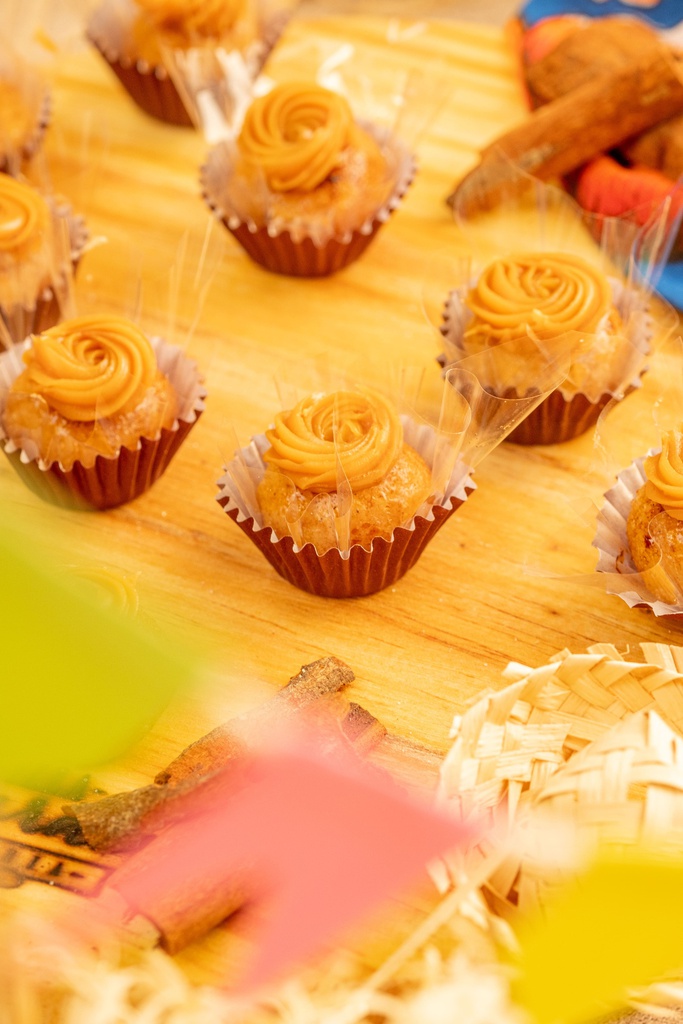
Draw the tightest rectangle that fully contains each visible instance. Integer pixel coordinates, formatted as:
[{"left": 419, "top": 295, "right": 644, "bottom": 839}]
[
  {"left": 217, "top": 386, "right": 473, "bottom": 598},
  {"left": 439, "top": 250, "right": 651, "bottom": 445},
  {"left": 0, "top": 314, "right": 206, "bottom": 509},
  {"left": 88, "top": 0, "right": 272, "bottom": 127},
  {"left": 594, "top": 429, "right": 683, "bottom": 615},
  {"left": 0, "top": 174, "right": 88, "bottom": 348},
  {"left": 201, "top": 80, "right": 415, "bottom": 277},
  {"left": 0, "top": 49, "right": 50, "bottom": 174}
]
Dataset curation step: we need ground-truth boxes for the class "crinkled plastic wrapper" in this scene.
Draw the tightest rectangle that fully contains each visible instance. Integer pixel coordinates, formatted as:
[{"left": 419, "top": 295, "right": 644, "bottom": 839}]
[
  {"left": 0, "top": 44, "right": 50, "bottom": 174},
  {"left": 201, "top": 121, "right": 416, "bottom": 277},
  {"left": 0, "top": 193, "right": 88, "bottom": 349},
  {"left": 438, "top": 269, "right": 653, "bottom": 446},
  {"left": 88, "top": 0, "right": 287, "bottom": 127},
  {"left": 0, "top": 335, "right": 206, "bottom": 510},
  {"left": 216, "top": 350, "right": 571, "bottom": 598},
  {"left": 434, "top": 165, "right": 681, "bottom": 444}
]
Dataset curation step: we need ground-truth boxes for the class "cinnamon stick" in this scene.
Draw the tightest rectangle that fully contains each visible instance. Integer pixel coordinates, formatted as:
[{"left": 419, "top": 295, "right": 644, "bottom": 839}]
[
  {"left": 447, "top": 47, "right": 683, "bottom": 215},
  {"left": 155, "top": 655, "right": 356, "bottom": 785},
  {"left": 64, "top": 658, "right": 388, "bottom": 854},
  {"left": 525, "top": 18, "right": 662, "bottom": 106}
]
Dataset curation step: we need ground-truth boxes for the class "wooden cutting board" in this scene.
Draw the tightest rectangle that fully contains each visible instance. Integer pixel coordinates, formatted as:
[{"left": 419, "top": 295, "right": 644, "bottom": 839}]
[{"left": 2, "top": 11, "right": 682, "bottom": 985}]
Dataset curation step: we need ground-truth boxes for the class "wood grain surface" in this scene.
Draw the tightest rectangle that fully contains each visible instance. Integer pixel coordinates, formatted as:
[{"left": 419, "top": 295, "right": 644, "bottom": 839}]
[{"left": 2, "top": 12, "right": 682, "bottom": 986}]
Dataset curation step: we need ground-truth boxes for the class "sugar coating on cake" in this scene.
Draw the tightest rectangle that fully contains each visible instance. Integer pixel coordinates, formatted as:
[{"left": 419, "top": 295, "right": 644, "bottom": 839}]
[{"left": 256, "top": 388, "right": 433, "bottom": 552}]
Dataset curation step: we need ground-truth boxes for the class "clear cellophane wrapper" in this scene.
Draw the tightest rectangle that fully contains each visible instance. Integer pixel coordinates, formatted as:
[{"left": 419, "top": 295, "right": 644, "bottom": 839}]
[
  {"left": 215, "top": 347, "right": 571, "bottom": 598},
  {"left": 0, "top": 188, "right": 89, "bottom": 349},
  {"left": 87, "top": 0, "right": 292, "bottom": 127},
  {"left": 197, "top": 36, "right": 451, "bottom": 276},
  {"left": 436, "top": 166, "right": 680, "bottom": 444}
]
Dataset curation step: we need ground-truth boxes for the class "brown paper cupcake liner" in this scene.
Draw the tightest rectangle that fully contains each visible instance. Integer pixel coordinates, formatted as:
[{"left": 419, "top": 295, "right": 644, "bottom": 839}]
[
  {"left": 439, "top": 277, "right": 652, "bottom": 446},
  {"left": 0, "top": 337, "right": 206, "bottom": 510},
  {"left": 216, "top": 431, "right": 474, "bottom": 599},
  {"left": 0, "top": 200, "right": 89, "bottom": 349},
  {"left": 593, "top": 453, "right": 683, "bottom": 617},
  {"left": 201, "top": 131, "right": 416, "bottom": 278},
  {"left": 504, "top": 387, "right": 632, "bottom": 446},
  {"left": 94, "top": 46, "right": 193, "bottom": 127},
  {"left": 88, "top": 2, "right": 279, "bottom": 128}
]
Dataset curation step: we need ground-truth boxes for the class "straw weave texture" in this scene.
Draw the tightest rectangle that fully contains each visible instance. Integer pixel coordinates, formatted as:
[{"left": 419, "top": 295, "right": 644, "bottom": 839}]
[{"left": 437, "top": 643, "right": 683, "bottom": 917}]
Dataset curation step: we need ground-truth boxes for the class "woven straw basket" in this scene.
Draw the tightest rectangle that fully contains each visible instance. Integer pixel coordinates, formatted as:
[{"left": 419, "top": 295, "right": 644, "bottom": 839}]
[{"left": 437, "top": 643, "right": 683, "bottom": 920}]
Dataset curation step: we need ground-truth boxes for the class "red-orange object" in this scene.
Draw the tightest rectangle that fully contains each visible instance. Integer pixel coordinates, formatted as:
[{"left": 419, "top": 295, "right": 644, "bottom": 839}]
[
  {"left": 521, "top": 14, "right": 585, "bottom": 66},
  {"left": 574, "top": 155, "right": 683, "bottom": 246},
  {"left": 100, "top": 741, "right": 477, "bottom": 990}
]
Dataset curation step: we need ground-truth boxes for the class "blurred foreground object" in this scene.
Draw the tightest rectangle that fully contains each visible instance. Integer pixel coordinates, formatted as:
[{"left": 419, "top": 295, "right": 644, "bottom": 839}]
[{"left": 0, "top": 501, "right": 196, "bottom": 789}]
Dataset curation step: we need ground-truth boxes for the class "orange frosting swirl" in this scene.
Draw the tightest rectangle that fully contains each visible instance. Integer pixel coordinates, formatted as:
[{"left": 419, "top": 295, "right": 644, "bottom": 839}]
[
  {"left": 133, "top": 0, "right": 245, "bottom": 37},
  {"left": 263, "top": 389, "right": 403, "bottom": 493},
  {"left": 237, "top": 82, "right": 357, "bottom": 192},
  {"left": 22, "top": 315, "right": 158, "bottom": 421},
  {"left": 644, "top": 430, "right": 683, "bottom": 521},
  {"left": 464, "top": 252, "right": 613, "bottom": 348},
  {"left": 0, "top": 175, "right": 49, "bottom": 254}
]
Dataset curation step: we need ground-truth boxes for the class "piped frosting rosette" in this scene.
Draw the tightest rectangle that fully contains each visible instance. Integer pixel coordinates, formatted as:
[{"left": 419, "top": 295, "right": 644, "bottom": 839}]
[
  {"left": 88, "top": 0, "right": 282, "bottom": 127},
  {"left": 216, "top": 354, "right": 570, "bottom": 598},
  {"left": 0, "top": 314, "right": 206, "bottom": 509},
  {"left": 433, "top": 168, "right": 679, "bottom": 444},
  {"left": 201, "top": 80, "right": 416, "bottom": 276},
  {"left": 0, "top": 174, "right": 88, "bottom": 348}
]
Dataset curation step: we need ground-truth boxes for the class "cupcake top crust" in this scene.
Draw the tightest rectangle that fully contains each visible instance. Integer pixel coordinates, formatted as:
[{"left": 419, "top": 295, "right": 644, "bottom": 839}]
[
  {"left": 463, "top": 251, "right": 616, "bottom": 351},
  {"left": 237, "top": 82, "right": 366, "bottom": 193}
]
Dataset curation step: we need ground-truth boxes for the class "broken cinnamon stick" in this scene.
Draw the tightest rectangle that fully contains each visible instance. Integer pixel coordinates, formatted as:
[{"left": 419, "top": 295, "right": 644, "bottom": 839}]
[
  {"left": 65, "top": 658, "right": 387, "bottom": 854},
  {"left": 447, "top": 47, "right": 683, "bottom": 215},
  {"left": 155, "top": 655, "right": 356, "bottom": 785},
  {"left": 525, "top": 17, "right": 662, "bottom": 106}
]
